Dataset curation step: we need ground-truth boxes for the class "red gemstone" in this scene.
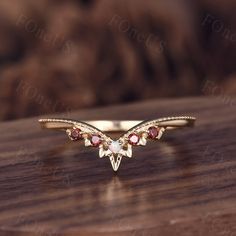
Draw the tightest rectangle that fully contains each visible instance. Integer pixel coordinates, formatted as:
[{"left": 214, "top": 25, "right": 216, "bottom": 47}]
[
  {"left": 70, "top": 128, "right": 81, "bottom": 140},
  {"left": 91, "top": 135, "right": 102, "bottom": 147},
  {"left": 148, "top": 126, "right": 159, "bottom": 139},
  {"left": 128, "top": 133, "right": 140, "bottom": 145}
]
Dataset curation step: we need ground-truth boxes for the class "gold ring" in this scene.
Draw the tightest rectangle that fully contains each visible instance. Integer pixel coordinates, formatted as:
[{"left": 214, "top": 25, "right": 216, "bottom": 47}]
[{"left": 39, "top": 116, "right": 196, "bottom": 171}]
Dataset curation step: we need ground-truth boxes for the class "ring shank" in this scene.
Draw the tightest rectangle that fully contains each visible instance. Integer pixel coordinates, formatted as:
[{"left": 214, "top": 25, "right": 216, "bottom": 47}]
[{"left": 39, "top": 117, "right": 195, "bottom": 132}]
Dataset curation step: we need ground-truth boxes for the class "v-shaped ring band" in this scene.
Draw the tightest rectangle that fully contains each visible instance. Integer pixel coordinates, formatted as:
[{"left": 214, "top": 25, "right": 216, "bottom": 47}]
[{"left": 39, "top": 116, "right": 196, "bottom": 171}]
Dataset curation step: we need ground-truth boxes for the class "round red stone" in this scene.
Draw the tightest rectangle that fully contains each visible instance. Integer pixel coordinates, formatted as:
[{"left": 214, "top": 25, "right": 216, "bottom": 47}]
[
  {"left": 70, "top": 128, "right": 81, "bottom": 140},
  {"left": 148, "top": 126, "right": 159, "bottom": 139},
  {"left": 128, "top": 133, "right": 140, "bottom": 145},
  {"left": 91, "top": 135, "right": 102, "bottom": 147}
]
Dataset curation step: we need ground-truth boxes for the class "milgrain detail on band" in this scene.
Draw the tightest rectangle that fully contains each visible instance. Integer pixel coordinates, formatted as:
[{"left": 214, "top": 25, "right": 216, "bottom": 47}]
[{"left": 39, "top": 116, "right": 196, "bottom": 171}]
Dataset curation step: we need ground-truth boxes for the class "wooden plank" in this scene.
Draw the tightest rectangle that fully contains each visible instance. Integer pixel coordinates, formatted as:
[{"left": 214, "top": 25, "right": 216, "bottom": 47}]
[{"left": 0, "top": 96, "right": 235, "bottom": 236}]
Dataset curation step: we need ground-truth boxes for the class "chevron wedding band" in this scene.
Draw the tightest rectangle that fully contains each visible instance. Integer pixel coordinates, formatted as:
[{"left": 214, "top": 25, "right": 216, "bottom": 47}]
[{"left": 39, "top": 116, "right": 196, "bottom": 171}]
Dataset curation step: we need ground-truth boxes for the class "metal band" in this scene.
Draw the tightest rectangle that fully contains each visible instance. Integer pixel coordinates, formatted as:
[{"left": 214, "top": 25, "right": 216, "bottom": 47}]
[{"left": 39, "top": 116, "right": 196, "bottom": 132}]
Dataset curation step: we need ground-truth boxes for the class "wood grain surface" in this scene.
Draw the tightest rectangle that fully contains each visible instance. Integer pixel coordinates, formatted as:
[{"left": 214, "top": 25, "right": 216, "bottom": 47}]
[{"left": 0, "top": 97, "right": 235, "bottom": 236}]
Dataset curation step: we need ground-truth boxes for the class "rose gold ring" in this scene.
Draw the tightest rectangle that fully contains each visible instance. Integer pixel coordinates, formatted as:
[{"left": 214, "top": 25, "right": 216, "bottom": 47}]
[{"left": 39, "top": 116, "right": 196, "bottom": 171}]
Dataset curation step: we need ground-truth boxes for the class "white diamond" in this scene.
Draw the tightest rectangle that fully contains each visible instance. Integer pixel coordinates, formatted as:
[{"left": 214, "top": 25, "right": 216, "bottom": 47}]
[{"left": 109, "top": 141, "right": 122, "bottom": 154}]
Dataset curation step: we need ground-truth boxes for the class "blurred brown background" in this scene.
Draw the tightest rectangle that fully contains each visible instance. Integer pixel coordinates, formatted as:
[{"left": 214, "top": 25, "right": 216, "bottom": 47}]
[{"left": 0, "top": 0, "right": 235, "bottom": 121}]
